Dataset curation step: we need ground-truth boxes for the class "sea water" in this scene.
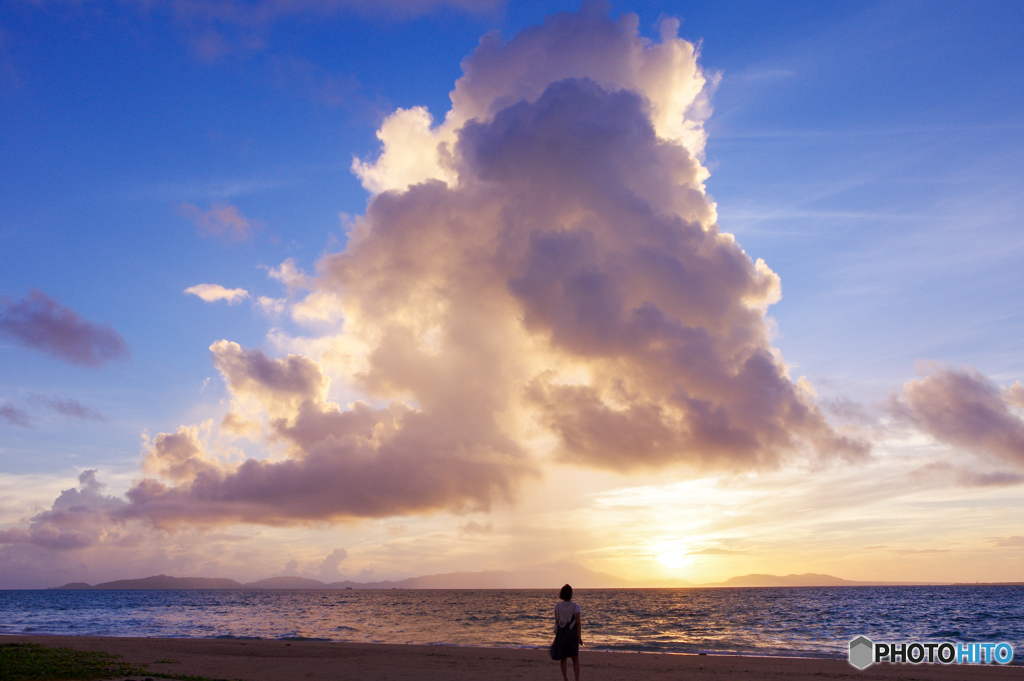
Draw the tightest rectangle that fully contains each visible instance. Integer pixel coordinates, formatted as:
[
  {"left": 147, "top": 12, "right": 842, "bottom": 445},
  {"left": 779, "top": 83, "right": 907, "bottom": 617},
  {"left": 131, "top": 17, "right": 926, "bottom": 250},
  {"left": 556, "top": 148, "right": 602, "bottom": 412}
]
[{"left": 1, "top": 586, "right": 1022, "bottom": 659}]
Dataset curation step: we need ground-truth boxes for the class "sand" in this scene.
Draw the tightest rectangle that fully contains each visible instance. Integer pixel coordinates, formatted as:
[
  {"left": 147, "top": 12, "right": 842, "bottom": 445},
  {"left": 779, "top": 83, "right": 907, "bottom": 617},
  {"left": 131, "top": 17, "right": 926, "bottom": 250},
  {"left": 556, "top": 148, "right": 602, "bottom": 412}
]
[{"left": 2, "top": 635, "right": 1021, "bottom": 681}]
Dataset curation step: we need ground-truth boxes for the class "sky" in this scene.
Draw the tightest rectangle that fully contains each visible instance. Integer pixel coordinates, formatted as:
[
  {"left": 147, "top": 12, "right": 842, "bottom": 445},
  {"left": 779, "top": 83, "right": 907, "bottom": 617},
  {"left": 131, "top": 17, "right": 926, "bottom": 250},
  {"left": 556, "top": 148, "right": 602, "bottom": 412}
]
[{"left": 0, "top": 0, "right": 1022, "bottom": 589}]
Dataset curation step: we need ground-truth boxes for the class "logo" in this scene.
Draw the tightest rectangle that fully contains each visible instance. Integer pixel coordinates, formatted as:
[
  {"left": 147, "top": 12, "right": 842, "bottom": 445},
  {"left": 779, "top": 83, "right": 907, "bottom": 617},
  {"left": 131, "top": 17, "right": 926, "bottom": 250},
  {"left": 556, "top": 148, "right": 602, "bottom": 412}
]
[{"left": 848, "top": 637, "right": 1014, "bottom": 669}]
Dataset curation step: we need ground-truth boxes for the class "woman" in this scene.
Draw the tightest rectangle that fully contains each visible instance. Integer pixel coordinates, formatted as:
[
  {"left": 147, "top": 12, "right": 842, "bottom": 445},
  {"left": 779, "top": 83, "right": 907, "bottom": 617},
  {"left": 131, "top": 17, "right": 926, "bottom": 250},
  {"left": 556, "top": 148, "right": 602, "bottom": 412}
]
[{"left": 550, "top": 583, "right": 582, "bottom": 681}]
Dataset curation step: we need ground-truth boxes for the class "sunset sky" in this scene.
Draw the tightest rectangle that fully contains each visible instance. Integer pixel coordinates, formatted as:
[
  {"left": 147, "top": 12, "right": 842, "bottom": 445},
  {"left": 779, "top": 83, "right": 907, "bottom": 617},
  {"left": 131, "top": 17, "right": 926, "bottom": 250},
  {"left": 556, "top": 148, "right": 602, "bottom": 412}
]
[{"left": 1, "top": 0, "right": 1023, "bottom": 589}]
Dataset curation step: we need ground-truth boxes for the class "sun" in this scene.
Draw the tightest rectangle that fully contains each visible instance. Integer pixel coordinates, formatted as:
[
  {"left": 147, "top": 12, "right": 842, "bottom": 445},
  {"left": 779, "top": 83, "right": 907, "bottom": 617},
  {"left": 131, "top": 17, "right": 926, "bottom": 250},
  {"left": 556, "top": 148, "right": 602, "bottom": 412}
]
[{"left": 652, "top": 542, "right": 694, "bottom": 570}]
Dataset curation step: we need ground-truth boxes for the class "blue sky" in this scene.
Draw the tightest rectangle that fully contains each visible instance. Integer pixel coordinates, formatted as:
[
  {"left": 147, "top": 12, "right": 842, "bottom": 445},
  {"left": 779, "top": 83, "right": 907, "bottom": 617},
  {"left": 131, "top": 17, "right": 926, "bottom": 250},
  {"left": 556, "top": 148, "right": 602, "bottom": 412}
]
[{"left": 1, "top": 1, "right": 1023, "bottom": 587}]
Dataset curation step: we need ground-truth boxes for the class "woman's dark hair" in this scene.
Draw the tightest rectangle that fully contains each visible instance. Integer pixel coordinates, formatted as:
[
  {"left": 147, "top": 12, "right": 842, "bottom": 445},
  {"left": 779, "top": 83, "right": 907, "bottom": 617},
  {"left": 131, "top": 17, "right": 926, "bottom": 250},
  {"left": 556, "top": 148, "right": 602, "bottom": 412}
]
[{"left": 559, "top": 584, "right": 573, "bottom": 601}]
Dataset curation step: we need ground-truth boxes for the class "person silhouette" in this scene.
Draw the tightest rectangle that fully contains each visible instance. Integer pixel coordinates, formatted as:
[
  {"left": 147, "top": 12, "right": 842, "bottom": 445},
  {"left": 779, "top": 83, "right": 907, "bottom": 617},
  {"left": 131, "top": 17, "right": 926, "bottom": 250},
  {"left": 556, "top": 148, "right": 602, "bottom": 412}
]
[{"left": 550, "top": 583, "right": 582, "bottom": 681}]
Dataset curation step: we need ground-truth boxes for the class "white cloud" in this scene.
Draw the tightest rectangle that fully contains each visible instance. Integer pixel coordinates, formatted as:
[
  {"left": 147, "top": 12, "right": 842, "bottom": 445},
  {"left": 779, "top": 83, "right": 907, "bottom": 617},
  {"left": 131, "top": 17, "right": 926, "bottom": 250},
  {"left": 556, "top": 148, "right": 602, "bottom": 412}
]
[
  {"left": 184, "top": 284, "right": 250, "bottom": 305},
  {"left": 255, "top": 296, "right": 286, "bottom": 316}
]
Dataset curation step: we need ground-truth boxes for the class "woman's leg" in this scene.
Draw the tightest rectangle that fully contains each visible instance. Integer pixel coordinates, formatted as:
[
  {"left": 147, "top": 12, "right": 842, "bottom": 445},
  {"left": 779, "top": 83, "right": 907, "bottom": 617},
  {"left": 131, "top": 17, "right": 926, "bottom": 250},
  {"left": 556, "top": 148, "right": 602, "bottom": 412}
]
[
  {"left": 571, "top": 655, "right": 580, "bottom": 681},
  {"left": 560, "top": 657, "right": 569, "bottom": 681}
]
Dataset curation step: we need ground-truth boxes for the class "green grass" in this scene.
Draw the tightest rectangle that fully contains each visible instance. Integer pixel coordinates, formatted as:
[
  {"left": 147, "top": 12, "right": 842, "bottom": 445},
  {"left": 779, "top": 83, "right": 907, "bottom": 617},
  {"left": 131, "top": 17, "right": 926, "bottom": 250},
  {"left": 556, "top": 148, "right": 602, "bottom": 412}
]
[
  {"left": 0, "top": 642, "right": 146, "bottom": 680},
  {"left": 0, "top": 643, "right": 238, "bottom": 681}
]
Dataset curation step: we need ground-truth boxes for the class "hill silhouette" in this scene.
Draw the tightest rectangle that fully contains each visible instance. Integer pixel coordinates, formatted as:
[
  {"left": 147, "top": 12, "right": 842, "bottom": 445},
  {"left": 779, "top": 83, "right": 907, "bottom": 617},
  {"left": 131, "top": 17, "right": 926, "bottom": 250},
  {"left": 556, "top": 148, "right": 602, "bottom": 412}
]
[{"left": 50, "top": 565, "right": 927, "bottom": 590}]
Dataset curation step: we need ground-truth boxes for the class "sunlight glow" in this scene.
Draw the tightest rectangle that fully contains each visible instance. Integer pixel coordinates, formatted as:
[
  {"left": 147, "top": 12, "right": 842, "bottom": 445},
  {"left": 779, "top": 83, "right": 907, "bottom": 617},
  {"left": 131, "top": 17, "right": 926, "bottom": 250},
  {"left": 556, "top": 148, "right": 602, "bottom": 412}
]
[{"left": 652, "top": 541, "right": 694, "bottom": 569}]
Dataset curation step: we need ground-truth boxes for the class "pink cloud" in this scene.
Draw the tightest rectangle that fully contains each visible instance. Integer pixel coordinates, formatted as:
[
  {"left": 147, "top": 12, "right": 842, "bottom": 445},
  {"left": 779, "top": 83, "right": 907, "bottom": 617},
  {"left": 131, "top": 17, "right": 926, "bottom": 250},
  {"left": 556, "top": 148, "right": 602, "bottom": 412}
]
[
  {"left": 177, "top": 202, "right": 254, "bottom": 242},
  {"left": 0, "top": 290, "right": 130, "bottom": 367},
  {"left": 893, "top": 365, "right": 1024, "bottom": 466},
  {"left": 116, "top": 342, "right": 536, "bottom": 526},
  {"left": 0, "top": 471, "right": 128, "bottom": 550}
]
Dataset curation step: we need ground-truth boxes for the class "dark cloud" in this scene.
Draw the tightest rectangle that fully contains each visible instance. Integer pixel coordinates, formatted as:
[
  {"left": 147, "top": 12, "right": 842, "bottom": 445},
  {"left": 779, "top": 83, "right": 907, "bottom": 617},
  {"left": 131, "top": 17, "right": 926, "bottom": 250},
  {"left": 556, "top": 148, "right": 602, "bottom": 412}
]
[{"left": 0, "top": 290, "right": 129, "bottom": 367}]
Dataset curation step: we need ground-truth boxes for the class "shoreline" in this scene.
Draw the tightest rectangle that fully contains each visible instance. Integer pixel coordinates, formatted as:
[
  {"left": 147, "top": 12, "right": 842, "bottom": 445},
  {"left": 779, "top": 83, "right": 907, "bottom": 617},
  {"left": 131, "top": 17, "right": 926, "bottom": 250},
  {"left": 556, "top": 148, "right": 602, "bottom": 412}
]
[
  {"left": 1, "top": 631, "right": 857, "bottom": 661},
  {"left": 3, "top": 635, "right": 1021, "bottom": 680}
]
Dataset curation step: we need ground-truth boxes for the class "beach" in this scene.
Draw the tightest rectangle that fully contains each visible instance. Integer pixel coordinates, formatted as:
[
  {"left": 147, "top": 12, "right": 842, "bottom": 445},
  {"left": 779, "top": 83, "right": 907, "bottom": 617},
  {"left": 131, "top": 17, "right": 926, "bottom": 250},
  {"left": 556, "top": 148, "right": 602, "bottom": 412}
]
[{"left": 3, "top": 635, "right": 1021, "bottom": 681}]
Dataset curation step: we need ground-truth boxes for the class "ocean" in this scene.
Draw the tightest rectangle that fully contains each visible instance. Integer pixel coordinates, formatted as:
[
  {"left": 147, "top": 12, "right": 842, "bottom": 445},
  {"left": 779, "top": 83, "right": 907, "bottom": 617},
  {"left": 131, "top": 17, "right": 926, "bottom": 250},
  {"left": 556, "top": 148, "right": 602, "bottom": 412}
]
[{"left": 1, "top": 586, "right": 1022, "bottom": 659}]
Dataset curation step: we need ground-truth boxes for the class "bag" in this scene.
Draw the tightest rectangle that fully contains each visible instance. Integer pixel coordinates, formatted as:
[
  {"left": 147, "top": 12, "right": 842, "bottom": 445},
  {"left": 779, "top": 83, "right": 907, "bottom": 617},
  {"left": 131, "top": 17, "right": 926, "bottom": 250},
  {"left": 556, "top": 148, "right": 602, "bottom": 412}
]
[{"left": 550, "top": 620, "right": 579, "bottom": 661}]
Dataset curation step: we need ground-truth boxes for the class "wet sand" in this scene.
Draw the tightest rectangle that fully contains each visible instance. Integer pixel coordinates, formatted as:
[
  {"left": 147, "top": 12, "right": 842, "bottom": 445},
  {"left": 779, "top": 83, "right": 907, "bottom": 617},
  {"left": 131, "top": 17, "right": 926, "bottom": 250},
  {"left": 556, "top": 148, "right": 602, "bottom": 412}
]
[{"left": 2, "top": 634, "right": 1021, "bottom": 680}]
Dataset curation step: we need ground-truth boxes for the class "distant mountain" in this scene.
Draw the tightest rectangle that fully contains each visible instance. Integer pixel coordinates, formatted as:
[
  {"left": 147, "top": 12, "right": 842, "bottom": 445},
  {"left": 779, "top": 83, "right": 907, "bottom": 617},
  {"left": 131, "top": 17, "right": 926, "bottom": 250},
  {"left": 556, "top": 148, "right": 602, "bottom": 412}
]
[
  {"left": 243, "top": 576, "right": 331, "bottom": 589},
  {"left": 51, "top": 567, "right": 924, "bottom": 591},
  {"left": 701, "top": 573, "right": 920, "bottom": 587},
  {"left": 50, "top": 562, "right": 690, "bottom": 590},
  {"left": 51, "top": 575, "right": 244, "bottom": 590}
]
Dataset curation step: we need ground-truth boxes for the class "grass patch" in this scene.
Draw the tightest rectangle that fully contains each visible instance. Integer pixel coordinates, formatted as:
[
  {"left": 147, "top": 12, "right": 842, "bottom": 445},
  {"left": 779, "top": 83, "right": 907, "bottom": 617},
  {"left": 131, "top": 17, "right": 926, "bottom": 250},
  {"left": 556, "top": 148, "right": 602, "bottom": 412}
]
[
  {"left": 0, "top": 642, "right": 146, "bottom": 680},
  {"left": 0, "top": 644, "right": 238, "bottom": 681}
]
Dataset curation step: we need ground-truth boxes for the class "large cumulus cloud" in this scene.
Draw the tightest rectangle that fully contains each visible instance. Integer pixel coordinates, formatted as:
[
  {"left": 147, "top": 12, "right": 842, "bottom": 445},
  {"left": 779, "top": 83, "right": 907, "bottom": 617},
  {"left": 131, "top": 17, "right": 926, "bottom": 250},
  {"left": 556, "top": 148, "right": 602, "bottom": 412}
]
[
  {"left": 330, "top": 76, "right": 866, "bottom": 476},
  {"left": 3, "top": 7, "right": 870, "bottom": 541}
]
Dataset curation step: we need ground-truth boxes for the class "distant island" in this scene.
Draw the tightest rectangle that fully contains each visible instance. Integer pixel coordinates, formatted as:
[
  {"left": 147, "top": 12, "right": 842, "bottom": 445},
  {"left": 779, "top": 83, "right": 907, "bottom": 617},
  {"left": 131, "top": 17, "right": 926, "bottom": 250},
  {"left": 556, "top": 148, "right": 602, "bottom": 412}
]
[{"left": 50, "top": 564, "right": 940, "bottom": 590}]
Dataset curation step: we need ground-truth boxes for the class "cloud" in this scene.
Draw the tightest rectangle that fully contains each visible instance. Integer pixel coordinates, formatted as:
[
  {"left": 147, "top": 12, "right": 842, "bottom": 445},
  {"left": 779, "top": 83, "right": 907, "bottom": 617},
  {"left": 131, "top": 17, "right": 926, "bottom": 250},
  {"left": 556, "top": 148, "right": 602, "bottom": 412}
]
[
  {"left": 142, "top": 424, "right": 227, "bottom": 484},
  {"left": 185, "top": 283, "right": 250, "bottom": 304},
  {"left": 0, "top": 471, "right": 129, "bottom": 550},
  {"left": 1003, "top": 381, "right": 1024, "bottom": 408},
  {"left": 352, "top": 5, "right": 715, "bottom": 195},
  {"left": 893, "top": 365, "right": 1024, "bottom": 467},
  {"left": 0, "top": 401, "right": 30, "bottom": 427},
  {"left": 255, "top": 296, "right": 286, "bottom": 316},
  {"left": 993, "top": 536, "right": 1024, "bottom": 548},
  {"left": 908, "top": 461, "right": 1024, "bottom": 488},
  {"left": 8, "top": 6, "right": 869, "bottom": 540},
  {"left": 265, "top": 259, "right": 311, "bottom": 294},
  {"left": 0, "top": 396, "right": 104, "bottom": 427},
  {"left": 116, "top": 341, "right": 535, "bottom": 526},
  {"left": 0, "top": 395, "right": 105, "bottom": 427},
  {"left": 0, "top": 290, "right": 130, "bottom": 367},
  {"left": 317, "top": 547, "right": 348, "bottom": 579},
  {"left": 458, "top": 520, "right": 494, "bottom": 535},
  {"left": 177, "top": 202, "right": 254, "bottom": 241},
  {"left": 690, "top": 547, "right": 746, "bottom": 556},
  {"left": 38, "top": 397, "right": 104, "bottom": 421},
  {"left": 210, "top": 340, "right": 329, "bottom": 417},
  {"left": 332, "top": 8, "right": 867, "bottom": 476}
]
